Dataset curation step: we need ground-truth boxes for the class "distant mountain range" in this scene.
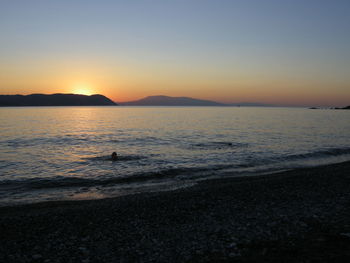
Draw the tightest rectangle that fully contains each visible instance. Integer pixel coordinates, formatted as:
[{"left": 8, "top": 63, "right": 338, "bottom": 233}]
[
  {"left": 0, "top": 93, "right": 347, "bottom": 108},
  {"left": 0, "top": 94, "right": 117, "bottom": 106},
  {"left": 119, "top": 95, "right": 225, "bottom": 106},
  {"left": 0, "top": 94, "right": 270, "bottom": 107},
  {"left": 119, "top": 95, "right": 272, "bottom": 107}
]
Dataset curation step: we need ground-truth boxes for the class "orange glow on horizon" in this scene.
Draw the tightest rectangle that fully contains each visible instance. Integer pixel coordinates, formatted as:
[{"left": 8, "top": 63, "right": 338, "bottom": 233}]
[
  {"left": 71, "top": 83, "right": 95, "bottom": 96},
  {"left": 1, "top": 68, "right": 349, "bottom": 107}
]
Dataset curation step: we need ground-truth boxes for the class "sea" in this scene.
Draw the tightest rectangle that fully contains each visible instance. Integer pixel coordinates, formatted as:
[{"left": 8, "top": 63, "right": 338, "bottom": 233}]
[{"left": 0, "top": 106, "right": 349, "bottom": 206}]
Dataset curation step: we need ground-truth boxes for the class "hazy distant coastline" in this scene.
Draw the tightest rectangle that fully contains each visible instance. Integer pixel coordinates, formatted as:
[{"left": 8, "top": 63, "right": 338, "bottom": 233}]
[
  {"left": 118, "top": 95, "right": 273, "bottom": 107},
  {"left": 0, "top": 94, "right": 117, "bottom": 106}
]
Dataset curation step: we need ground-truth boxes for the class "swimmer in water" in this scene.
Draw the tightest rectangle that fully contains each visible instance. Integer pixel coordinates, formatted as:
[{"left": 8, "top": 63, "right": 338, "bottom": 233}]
[{"left": 111, "top": 152, "right": 118, "bottom": 161}]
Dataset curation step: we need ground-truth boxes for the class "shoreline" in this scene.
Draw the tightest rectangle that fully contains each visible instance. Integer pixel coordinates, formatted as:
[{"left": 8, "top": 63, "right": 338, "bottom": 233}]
[
  {"left": 1, "top": 160, "right": 348, "bottom": 210},
  {"left": 1, "top": 161, "right": 350, "bottom": 262}
]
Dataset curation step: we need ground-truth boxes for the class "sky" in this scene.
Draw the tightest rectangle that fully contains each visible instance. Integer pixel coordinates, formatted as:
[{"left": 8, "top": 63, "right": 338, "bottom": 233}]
[{"left": 0, "top": 0, "right": 349, "bottom": 106}]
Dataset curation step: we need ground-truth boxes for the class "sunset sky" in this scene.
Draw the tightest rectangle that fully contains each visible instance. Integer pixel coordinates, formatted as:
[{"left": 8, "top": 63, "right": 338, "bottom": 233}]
[{"left": 0, "top": 0, "right": 349, "bottom": 106}]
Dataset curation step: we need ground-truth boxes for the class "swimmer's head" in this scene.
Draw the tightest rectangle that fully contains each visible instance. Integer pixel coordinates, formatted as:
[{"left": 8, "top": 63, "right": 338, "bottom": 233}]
[{"left": 111, "top": 152, "right": 118, "bottom": 160}]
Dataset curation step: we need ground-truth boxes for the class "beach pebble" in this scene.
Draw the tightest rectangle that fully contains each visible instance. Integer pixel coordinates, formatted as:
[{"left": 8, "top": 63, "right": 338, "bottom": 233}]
[
  {"left": 228, "top": 242, "right": 237, "bottom": 248},
  {"left": 340, "top": 233, "right": 350, "bottom": 238},
  {"left": 32, "top": 254, "right": 42, "bottom": 259}
]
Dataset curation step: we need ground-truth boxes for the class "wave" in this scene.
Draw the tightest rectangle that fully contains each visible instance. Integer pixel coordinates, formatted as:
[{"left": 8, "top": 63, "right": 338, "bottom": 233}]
[
  {"left": 276, "top": 147, "right": 350, "bottom": 162},
  {"left": 190, "top": 141, "right": 249, "bottom": 150},
  {"left": 1, "top": 147, "right": 349, "bottom": 195},
  {"left": 0, "top": 135, "right": 179, "bottom": 149},
  {"left": 0, "top": 133, "right": 125, "bottom": 148},
  {"left": 0, "top": 163, "right": 235, "bottom": 192},
  {"left": 84, "top": 154, "right": 147, "bottom": 162},
  {"left": 1, "top": 136, "right": 100, "bottom": 148}
]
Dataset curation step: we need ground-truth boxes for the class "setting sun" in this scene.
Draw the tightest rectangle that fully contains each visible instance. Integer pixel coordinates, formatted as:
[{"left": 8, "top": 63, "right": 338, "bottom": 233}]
[{"left": 71, "top": 83, "right": 94, "bottom": 96}]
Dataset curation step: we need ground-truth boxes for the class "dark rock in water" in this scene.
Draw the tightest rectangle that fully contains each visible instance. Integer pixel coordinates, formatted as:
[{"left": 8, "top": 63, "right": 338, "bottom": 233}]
[
  {"left": 0, "top": 94, "right": 117, "bottom": 106},
  {"left": 334, "top": 105, "right": 350, "bottom": 110}
]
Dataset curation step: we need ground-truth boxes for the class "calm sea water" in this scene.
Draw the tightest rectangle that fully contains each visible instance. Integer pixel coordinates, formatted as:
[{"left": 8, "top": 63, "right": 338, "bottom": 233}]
[{"left": 0, "top": 106, "right": 349, "bottom": 206}]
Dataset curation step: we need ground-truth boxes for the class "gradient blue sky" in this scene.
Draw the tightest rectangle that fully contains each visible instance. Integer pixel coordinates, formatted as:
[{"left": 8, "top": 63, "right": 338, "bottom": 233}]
[{"left": 0, "top": 0, "right": 349, "bottom": 106}]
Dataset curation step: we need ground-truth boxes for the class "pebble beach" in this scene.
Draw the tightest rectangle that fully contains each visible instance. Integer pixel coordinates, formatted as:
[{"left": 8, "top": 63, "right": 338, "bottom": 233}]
[{"left": 1, "top": 161, "right": 350, "bottom": 262}]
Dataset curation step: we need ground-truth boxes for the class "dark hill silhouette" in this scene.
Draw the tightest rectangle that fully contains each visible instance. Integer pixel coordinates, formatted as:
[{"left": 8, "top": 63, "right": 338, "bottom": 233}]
[
  {"left": 0, "top": 94, "right": 117, "bottom": 106},
  {"left": 119, "top": 95, "right": 226, "bottom": 106}
]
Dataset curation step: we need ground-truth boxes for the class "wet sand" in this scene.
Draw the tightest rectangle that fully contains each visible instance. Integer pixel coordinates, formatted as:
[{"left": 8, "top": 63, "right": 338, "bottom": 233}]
[{"left": 1, "top": 161, "right": 350, "bottom": 262}]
